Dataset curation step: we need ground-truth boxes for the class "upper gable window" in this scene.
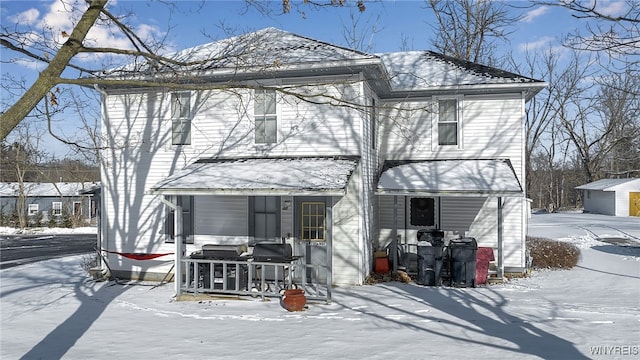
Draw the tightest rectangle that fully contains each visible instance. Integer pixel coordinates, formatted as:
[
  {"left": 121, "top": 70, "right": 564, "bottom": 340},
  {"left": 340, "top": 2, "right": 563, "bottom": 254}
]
[
  {"left": 254, "top": 89, "right": 277, "bottom": 144},
  {"left": 171, "top": 92, "right": 191, "bottom": 145},
  {"left": 434, "top": 97, "right": 463, "bottom": 148}
]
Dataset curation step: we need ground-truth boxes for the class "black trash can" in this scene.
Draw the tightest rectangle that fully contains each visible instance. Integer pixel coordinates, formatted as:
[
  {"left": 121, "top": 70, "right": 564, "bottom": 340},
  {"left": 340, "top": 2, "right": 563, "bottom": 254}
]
[
  {"left": 448, "top": 237, "right": 477, "bottom": 288},
  {"left": 416, "top": 229, "right": 445, "bottom": 286},
  {"left": 417, "top": 229, "right": 444, "bottom": 247}
]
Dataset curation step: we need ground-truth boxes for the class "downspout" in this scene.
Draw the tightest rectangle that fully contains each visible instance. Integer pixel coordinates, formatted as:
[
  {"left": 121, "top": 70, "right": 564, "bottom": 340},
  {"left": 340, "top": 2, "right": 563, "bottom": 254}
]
[
  {"left": 497, "top": 197, "right": 504, "bottom": 279},
  {"left": 392, "top": 195, "right": 398, "bottom": 273},
  {"left": 160, "top": 196, "right": 183, "bottom": 297},
  {"left": 325, "top": 197, "right": 333, "bottom": 302}
]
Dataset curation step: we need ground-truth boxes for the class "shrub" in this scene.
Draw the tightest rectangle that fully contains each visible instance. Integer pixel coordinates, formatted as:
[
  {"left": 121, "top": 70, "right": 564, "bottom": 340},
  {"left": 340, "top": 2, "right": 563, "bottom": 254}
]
[{"left": 526, "top": 236, "right": 580, "bottom": 269}]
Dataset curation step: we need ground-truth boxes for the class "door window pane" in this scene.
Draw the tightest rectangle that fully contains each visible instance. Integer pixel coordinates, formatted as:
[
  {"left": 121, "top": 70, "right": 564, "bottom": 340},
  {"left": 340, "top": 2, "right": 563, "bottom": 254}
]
[
  {"left": 301, "top": 202, "right": 325, "bottom": 241},
  {"left": 410, "top": 197, "right": 435, "bottom": 226}
]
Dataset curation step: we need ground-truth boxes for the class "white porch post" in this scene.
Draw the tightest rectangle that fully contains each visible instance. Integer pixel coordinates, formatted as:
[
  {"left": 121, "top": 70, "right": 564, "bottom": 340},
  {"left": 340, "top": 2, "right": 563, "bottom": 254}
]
[
  {"left": 161, "top": 196, "right": 183, "bottom": 296},
  {"left": 392, "top": 195, "right": 398, "bottom": 272},
  {"left": 497, "top": 196, "right": 504, "bottom": 279},
  {"left": 325, "top": 199, "right": 332, "bottom": 301}
]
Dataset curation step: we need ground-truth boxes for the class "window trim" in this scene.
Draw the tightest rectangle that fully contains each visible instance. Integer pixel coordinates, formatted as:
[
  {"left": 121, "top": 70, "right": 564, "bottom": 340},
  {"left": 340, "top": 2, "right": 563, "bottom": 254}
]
[
  {"left": 432, "top": 95, "right": 463, "bottom": 150},
  {"left": 73, "top": 201, "right": 82, "bottom": 216},
  {"left": 171, "top": 91, "right": 192, "bottom": 146},
  {"left": 165, "top": 196, "right": 195, "bottom": 244},
  {"left": 407, "top": 196, "right": 439, "bottom": 229},
  {"left": 248, "top": 196, "right": 281, "bottom": 245},
  {"left": 52, "top": 202, "right": 62, "bottom": 216},
  {"left": 28, "top": 203, "right": 39, "bottom": 216},
  {"left": 301, "top": 201, "right": 326, "bottom": 242},
  {"left": 254, "top": 88, "right": 278, "bottom": 144}
]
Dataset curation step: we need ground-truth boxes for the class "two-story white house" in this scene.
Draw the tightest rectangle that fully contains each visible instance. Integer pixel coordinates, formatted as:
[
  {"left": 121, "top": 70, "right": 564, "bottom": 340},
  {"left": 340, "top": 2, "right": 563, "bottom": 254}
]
[{"left": 95, "top": 28, "right": 545, "bottom": 300}]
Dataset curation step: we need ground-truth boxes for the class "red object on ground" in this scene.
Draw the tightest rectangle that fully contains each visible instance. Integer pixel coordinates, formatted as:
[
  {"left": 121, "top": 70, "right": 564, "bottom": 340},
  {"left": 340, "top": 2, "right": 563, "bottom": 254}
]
[
  {"left": 476, "top": 247, "right": 495, "bottom": 285},
  {"left": 375, "top": 257, "right": 390, "bottom": 273},
  {"left": 102, "top": 249, "right": 174, "bottom": 260},
  {"left": 282, "top": 289, "right": 307, "bottom": 312}
]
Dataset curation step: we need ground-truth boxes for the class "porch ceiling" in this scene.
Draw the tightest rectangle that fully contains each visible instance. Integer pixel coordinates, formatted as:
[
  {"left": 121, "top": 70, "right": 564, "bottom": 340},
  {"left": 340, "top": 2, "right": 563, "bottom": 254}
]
[
  {"left": 149, "top": 156, "right": 359, "bottom": 196},
  {"left": 377, "top": 159, "right": 523, "bottom": 197}
]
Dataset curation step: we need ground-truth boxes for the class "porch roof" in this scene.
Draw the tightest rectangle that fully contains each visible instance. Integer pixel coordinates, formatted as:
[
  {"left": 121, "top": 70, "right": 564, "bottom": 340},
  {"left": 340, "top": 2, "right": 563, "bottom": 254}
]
[
  {"left": 149, "top": 156, "right": 359, "bottom": 196},
  {"left": 377, "top": 159, "right": 523, "bottom": 197}
]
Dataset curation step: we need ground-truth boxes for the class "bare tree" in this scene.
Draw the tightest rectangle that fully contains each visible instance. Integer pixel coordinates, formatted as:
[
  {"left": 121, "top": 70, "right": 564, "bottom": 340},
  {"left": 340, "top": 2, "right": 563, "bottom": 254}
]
[
  {"left": 509, "top": 47, "right": 562, "bottom": 196},
  {"left": 425, "top": 0, "right": 521, "bottom": 65},
  {"left": 531, "top": 0, "right": 639, "bottom": 70},
  {"left": 0, "top": 0, "right": 366, "bottom": 140},
  {"left": 342, "top": 6, "right": 382, "bottom": 52},
  {"left": 596, "top": 70, "right": 640, "bottom": 178},
  {"left": 3, "top": 123, "right": 51, "bottom": 228}
]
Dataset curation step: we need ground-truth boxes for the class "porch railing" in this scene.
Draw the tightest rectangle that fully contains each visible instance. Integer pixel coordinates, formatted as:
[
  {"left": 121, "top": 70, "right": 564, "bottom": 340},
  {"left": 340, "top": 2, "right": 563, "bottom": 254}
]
[{"left": 180, "top": 258, "right": 331, "bottom": 303}]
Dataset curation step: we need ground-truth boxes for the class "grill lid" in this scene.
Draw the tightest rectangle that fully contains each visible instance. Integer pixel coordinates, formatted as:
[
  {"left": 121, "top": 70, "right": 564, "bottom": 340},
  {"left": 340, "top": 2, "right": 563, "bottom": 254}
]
[
  {"left": 252, "top": 243, "right": 294, "bottom": 262},
  {"left": 193, "top": 244, "right": 249, "bottom": 260}
]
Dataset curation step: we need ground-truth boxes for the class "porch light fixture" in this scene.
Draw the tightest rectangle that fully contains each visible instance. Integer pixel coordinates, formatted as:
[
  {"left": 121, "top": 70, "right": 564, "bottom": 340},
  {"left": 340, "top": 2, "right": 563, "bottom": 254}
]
[{"left": 282, "top": 200, "right": 291, "bottom": 210}]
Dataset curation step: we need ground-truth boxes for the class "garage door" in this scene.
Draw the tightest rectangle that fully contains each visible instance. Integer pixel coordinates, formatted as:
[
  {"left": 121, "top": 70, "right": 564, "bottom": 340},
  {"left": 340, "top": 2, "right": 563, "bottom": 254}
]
[{"left": 630, "top": 192, "right": 640, "bottom": 217}]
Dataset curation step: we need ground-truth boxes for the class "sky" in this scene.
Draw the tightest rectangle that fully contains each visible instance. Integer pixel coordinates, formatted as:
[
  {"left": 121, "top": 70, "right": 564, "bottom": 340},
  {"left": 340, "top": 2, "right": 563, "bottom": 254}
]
[
  {"left": 1, "top": 212, "right": 639, "bottom": 359},
  {"left": 0, "top": 0, "right": 630, "bottom": 158}
]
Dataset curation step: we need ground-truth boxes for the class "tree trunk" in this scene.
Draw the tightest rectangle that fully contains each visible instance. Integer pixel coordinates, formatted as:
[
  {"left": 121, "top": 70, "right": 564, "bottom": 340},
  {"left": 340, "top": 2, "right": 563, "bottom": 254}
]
[{"left": 0, "top": 0, "right": 108, "bottom": 140}]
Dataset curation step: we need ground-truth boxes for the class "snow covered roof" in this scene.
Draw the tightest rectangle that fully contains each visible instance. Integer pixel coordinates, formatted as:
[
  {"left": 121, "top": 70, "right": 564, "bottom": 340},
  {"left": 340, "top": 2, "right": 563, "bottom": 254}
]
[
  {"left": 149, "top": 157, "right": 359, "bottom": 196},
  {"left": 377, "top": 51, "right": 540, "bottom": 90},
  {"left": 0, "top": 182, "right": 100, "bottom": 197},
  {"left": 113, "top": 27, "right": 378, "bottom": 75},
  {"left": 575, "top": 178, "right": 640, "bottom": 191},
  {"left": 105, "top": 28, "right": 545, "bottom": 99},
  {"left": 377, "top": 159, "right": 522, "bottom": 196}
]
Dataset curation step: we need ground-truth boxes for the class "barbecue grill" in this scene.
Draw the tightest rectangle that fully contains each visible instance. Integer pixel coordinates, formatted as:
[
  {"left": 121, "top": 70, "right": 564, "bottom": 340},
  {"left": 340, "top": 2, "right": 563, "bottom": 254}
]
[
  {"left": 189, "top": 244, "right": 250, "bottom": 291},
  {"left": 251, "top": 243, "right": 302, "bottom": 291}
]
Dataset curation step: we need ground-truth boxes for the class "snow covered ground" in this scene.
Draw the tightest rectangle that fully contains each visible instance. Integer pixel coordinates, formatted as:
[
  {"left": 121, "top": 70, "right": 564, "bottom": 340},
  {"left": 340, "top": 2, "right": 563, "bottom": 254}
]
[{"left": 1, "top": 213, "right": 638, "bottom": 359}]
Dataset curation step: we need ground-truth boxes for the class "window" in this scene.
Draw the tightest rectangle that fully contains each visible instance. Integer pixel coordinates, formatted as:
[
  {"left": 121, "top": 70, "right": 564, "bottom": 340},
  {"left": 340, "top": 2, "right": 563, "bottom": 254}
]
[
  {"left": 436, "top": 98, "right": 460, "bottom": 146},
  {"left": 165, "top": 196, "right": 194, "bottom": 243},
  {"left": 52, "top": 202, "right": 62, "bottom": 216},
  {"left": 73, "top": 201, "right": 82, "bottom": 216},
  {"left": 250, "top": 196, "right": 281, "bottom": 244},
  {"left": 410, "top": 197, "right": 435, "bottom": 227},
  {"left": 301, "top": 202, "right": 325, "bottom": 241},
  {"left": 254, "top": 89, "right": 277, "bottom": 144},
  {"left": 171, "top": 92, "right": 191, "bottom": 145},
  {"left": 28, "top": 204, "right": 39, "bottom": 216}
]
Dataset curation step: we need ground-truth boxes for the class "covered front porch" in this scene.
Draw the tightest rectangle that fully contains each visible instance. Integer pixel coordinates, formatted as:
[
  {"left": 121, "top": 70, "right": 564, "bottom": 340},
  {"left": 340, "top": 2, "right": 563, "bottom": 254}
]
[
  {"left": 377, "top": 159, "right": 527, "bottom": 281},
  {"left": 149, "top": 156, "right": 360, "bottom": 302}
]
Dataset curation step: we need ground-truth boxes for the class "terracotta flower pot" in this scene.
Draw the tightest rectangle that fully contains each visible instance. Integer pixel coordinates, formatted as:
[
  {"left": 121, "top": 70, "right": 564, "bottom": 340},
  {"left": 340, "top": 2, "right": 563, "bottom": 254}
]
[{"left": 282, "top": 288, "right": 306, "bottom": 312}]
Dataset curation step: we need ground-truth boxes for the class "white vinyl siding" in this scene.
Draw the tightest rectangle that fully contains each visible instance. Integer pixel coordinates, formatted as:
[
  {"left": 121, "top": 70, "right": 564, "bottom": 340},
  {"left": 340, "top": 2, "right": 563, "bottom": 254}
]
[
  {"left": 331, "top": 166, "right": 363, "bottom": 285},
  {"left": 175, "top": 80, "right": 363, "bottom": 158},
  {"left": 380, "top": 93, "right": 524, "bottom": 182}
]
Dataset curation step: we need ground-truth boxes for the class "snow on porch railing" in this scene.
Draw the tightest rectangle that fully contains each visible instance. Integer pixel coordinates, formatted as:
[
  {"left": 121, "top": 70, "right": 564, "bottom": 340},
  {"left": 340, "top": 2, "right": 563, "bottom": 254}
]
[{"left": 180, "top": 258, "right": 331, "bottom": 303}]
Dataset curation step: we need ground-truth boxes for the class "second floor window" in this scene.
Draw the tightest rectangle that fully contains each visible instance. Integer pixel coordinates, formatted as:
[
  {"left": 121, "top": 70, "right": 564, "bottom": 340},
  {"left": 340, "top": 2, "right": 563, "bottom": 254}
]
[
  {"left": 171, "top": 92, "right": 191, "bottom": 145},
  {"left": 254, "top": 89, "right": 277, "bottom": 144},
  {"left": 437, "top": 98, "right": 460, "bottom": 146}
]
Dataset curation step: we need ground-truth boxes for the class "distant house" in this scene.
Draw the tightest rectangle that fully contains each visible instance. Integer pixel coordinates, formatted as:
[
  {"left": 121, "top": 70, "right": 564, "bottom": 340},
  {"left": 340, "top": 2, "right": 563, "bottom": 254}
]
[
  {"left": 576, "top": 178, "right": 640, "bottom": 217},
  {"left": 94, "top": 28, "right": 546, "bottom": 298},
  {"left": 0, "top": 182, "right": 99, "bottom": 225}
]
